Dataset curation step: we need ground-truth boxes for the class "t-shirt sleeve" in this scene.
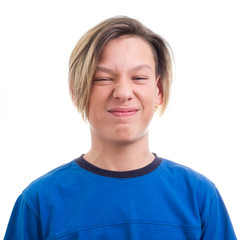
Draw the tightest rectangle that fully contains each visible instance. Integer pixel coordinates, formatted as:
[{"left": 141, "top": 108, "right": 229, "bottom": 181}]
[
  {"left": 200, "top": 187, "right": 237, "bottom": 240},
  {"left": 4, "top": 194, "right": 43, "bottom": 240}
]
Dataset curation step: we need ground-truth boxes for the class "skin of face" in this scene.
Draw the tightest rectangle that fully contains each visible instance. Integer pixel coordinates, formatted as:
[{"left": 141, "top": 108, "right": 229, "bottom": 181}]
[{"left": 88, "top": 36, "right": 162, "bottom": 146}]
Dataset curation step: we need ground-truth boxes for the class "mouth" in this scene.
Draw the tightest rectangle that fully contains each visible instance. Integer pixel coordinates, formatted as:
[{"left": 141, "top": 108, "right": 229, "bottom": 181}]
[{"left": 108, "top": 108, "right": 139, "bottom": 117}]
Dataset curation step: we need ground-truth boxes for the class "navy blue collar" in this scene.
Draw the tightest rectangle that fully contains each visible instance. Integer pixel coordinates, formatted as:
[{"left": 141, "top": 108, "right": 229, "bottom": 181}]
[{"left": 75, "top": 154, "right": 161, "bottom": 178}]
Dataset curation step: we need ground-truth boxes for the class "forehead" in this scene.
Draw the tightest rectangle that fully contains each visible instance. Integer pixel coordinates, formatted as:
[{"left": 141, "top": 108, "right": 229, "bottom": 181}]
[{"left": 98, "top": 36, "right": 156, "bottom": 67}]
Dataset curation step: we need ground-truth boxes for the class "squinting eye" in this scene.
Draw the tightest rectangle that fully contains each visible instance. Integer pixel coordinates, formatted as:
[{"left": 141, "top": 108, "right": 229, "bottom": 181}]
[
  {"left": 93, "top": 78, "right": 113, "bottom": 82},
  {"left": 133, "top": 77, "right": 148, "bottom": 80},
  {"left": 92, "top": 78, "right": 113, "bottom": 85}
]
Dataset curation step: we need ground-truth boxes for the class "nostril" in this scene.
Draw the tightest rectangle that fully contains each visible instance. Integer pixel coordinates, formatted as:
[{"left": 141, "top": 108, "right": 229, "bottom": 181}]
[
  {"left": 113, "top": 83, "right": 134, "bottom": 102},
  {"left": 113, "top": 93, "right": 133, "bottom": 103}
]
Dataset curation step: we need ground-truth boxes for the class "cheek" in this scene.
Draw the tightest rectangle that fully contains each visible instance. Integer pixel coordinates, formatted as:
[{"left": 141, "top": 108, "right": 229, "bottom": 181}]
[
  {"left": 89, "top": 88, "right": 104, "bottom": 109},
  {"left": 90, "top": 85, "right": 112, "bottom": 102},
  {"left": 138, "top": 85, "right": 158, "bottom": 105},
  {"left": 88, "top": 90, "right": 108, "bottom": 122}
]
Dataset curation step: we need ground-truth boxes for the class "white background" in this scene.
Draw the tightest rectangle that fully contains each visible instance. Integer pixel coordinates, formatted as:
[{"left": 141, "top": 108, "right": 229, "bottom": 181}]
[{"left": 0, "top": 0, "right": 239, "bottom": 238}]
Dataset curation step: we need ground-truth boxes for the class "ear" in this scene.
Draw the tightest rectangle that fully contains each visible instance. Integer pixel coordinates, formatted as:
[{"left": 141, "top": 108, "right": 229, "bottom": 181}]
[{"left": 155, "top": 75, "right": 163, "bottom": 106}]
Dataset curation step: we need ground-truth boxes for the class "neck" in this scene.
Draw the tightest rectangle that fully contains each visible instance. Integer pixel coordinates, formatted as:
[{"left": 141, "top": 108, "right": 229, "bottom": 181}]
[{"left": 84, "top": 132, "right": 154, "bottom": 171}]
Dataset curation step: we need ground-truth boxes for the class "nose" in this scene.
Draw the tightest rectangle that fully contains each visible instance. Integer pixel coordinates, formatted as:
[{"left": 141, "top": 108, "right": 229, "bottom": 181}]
[{"left": 113, "top": 78, "right": 134, "bottom": 103}]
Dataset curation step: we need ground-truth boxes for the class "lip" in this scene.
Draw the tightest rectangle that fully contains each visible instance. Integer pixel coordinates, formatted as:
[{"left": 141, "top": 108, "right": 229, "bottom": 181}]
[{"left": 108, "top": 108, "right": 139, "bottom": 117}]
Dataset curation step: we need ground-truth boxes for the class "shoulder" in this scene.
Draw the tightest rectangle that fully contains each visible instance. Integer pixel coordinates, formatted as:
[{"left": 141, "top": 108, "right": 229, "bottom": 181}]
[
  {"left": 161, "top": 158, "right": 217, "bottom": 199},
  {"left": 21, "top": 160, "right": 79, "bottom": 203},
  {"left": 157, "top": 159, "right": 237, "bottom": 238},
  {"left": 160, "top": 158, "right": 219, "bottom": 221},
  {"left": 162, "top": 159, "right": 215, "bottom": 184}
]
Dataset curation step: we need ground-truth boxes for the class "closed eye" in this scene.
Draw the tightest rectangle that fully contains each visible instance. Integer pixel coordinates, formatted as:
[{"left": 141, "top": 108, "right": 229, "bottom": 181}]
[
  {"left": 93, "top": 78, "right": 113, "bottom": 85},
  {"left": 132, "top": 76, "right": 148, "bottom": 80},
  {"left": 93, "top": 78, "right": 113, "bottom": 81},
  {"left": 133, "top": 77, "right": 147, "bottom": 80}
]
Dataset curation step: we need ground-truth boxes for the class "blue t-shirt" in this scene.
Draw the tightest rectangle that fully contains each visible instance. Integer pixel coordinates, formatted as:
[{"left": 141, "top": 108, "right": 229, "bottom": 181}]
[{"left": 4, "top": 155, "right": 237, "bottom": 239}]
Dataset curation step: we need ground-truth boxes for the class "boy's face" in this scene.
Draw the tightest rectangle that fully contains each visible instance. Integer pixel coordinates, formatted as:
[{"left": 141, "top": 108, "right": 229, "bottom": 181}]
[{"left": 88, "top": 36, "right": 162, "bottom": 145}]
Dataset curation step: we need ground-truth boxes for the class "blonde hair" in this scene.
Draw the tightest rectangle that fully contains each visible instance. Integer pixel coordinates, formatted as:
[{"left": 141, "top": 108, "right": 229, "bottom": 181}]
[{"left": 69, "top": 16, "right": 173, "bottom": 120}]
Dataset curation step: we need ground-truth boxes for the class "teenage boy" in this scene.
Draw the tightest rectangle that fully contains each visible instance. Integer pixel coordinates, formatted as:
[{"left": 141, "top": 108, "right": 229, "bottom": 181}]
[{"left": 4, "top": 16, "right": 237, "bottom": 239}]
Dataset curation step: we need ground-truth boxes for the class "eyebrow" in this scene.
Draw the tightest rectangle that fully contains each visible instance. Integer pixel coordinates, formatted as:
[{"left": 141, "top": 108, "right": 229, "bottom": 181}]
[
  {"left": 95, "top": 64, "right": 153, "bottom": 74},
  {"left": 95, "top": 66, "right": 114, "bottom": 74},
  {"left": 130, "top": 64, "right": 152, "bottom": 72}
]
